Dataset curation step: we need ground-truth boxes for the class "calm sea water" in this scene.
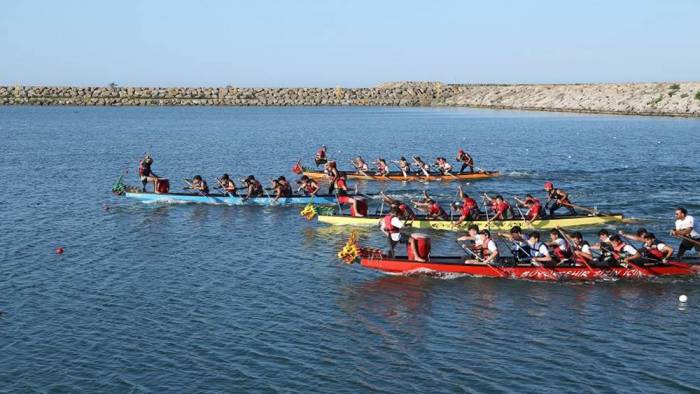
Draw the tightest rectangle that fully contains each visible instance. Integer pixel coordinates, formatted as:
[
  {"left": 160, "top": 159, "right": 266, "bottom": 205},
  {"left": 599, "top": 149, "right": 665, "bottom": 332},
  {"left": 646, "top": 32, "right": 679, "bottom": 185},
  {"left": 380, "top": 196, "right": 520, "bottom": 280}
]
[{"left": 1, "top": 106, "right": 700, "bottom": 393}]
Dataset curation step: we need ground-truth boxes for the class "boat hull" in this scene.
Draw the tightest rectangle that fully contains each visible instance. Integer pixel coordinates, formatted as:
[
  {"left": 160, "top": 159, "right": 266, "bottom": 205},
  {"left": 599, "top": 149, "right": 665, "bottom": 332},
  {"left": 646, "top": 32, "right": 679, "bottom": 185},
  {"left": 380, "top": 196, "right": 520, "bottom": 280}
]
[
  {"left": 123, "top": 191, "right": 338, "bottom": 206},
  {"left": 303, "top": 169, "right": 500, "bottom": 182},
  {"left": 359, "top": 254, "right": 699, "bottom": 281},
  {"left": 318, "top": 214, "right": 625, "bottom": 231}
]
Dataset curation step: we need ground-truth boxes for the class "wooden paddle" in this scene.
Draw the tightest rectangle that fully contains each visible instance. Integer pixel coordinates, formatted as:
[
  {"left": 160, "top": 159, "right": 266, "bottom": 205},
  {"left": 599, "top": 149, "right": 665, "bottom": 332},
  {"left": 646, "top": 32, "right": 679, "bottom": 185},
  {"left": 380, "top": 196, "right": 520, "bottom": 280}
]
[{"left": 671, "top": 233, "right": 700, "bottom": 248}]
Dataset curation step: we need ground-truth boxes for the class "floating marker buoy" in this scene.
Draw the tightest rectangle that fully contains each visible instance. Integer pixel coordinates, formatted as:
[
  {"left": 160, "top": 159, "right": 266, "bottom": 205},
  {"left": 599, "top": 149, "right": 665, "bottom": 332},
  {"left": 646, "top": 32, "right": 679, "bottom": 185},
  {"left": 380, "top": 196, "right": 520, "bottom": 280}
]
[
  {"left": 55, "top": 247, "right": 64, "bottom": 255},
  {"left": 679, "top": 294, "right": 688, "bottom": 303}
]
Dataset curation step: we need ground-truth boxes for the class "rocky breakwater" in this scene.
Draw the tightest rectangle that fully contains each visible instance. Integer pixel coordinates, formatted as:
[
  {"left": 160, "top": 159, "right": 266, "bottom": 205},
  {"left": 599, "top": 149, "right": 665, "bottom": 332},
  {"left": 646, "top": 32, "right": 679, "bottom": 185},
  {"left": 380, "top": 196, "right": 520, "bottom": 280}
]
[
  {"left": 1, "top": 81, "right": 698, "bottom": 117},
  {"left": 0, "top": 82, "right": 452, "bottom": 107}
]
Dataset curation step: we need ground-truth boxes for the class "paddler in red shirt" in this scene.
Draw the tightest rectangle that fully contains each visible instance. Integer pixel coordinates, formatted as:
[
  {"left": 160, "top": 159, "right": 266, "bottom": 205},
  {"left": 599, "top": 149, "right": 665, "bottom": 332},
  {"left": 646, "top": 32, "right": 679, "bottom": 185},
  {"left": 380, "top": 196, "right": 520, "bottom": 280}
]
[
  {"left": 483, "top": 193, "right": 513, "bottom": 220},
  {"left": 413, "top": 191, "right": 448, "bottom": 220},
  {"left": 453, "top": 185, "right": 480, "bottom": 226},
  {"left": 296, "top": 175, "right": 320, "bottom": 197},
  {"left": 515, "top": 194, "right": 542, "bottom": 224}
]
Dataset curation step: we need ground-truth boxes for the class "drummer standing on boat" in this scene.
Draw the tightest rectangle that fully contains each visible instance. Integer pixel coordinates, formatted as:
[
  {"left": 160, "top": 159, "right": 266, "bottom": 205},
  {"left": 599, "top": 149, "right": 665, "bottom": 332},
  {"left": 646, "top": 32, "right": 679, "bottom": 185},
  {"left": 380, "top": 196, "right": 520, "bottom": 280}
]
[
  {"left": 456, "top": 149, "right": 474, "bottom": 173},
  {"left": 671, "top": 207, "right": 700, "bottom": 258},
  {"left": 314, "top": 145, "right": 327, "bottom": 166},
  {"left": 138, "top": 154, "right": 158, "bottom": 192}
]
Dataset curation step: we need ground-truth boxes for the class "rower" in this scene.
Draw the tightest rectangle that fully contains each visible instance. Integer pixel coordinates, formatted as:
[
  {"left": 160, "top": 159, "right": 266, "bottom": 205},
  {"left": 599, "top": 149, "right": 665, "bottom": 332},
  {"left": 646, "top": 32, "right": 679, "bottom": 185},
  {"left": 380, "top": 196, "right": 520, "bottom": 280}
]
[
  {"left": 413, "top": 192, "right": 448, "bottom": 220},
  {"left": 296, "top": 175, "right": 320, "bottom": 196},
  {"left": 351, "top": 156, "right": 369, "bottom": 175},
  {"left": 548, "top": 229, "right": 573, "bottom": 265},
  {"left": 138, "top": 154, "right": 158, "bottom": 192},
  {"left": 526, "top": 231, "right": 552, "bottom": 266},
  {"left": 412, "top": 156, "right": 431, "bottom": 177},
  {"left": 375, "top": 158, "right": 390, "bottom": 176},
  {"left": 277, "top": 176, "right": 293, "bottom": 196},
  {"left": 217, "top": 173, "right": 238, "bottom": 195},
  {"left": 608, "top": 234, "right": 641, "bottom": 267},
  {"left": 325, "top": 161, "right": 340, "bottom": 193},
  {"left": 391, "top": 156, "right": 411, "bottom": 178},
  {"left": 558, "top": 228, "right": 594, "bottom": 267},
  {"left": 483, "top": 193, "right": 513, "bottom": 220},
  {"left": 641, "top": 233, "right": 673, "bottom": 263},
  {"left": 242, "top": 175, "right": 264, "bottom": 198},
  {"left": 477, "top": 229, "right": 499, "bottom": 265},
  {"left": 380, "top": 207, "right": 407, "bottom": 259},
  {"left": 337, "top": 194, "right": 367, "bottom": 218},
  {"left": 453, "top": 185, "right": 480, "bottom": 226},
  {"left": 501, "top": 226, "right": 530, "bottom": 262},
  {"left": 457, "top": 224, "right": 483, "bottom": 257},
  {"left": 456, "top": 149, "right": 474, "bottom": 173},
  {"left": 671, "top": 207, "right": 700, "bottom": 259},
  {"left": 591, "top": 229, "right": 614, "bottom": 266},
  {"left": 314, "top": 145, "right": 328, "bottom": 166},
  {"left": 434, "top": 157, "right": 453, "bottom": 175},
  {"left": 188, "top": 175, "right": 209, "bottom": 194},
  {"left": 380, "top": 192, "right": 415, "bottom": 220},
  {"left": 334, "top": 172, "right": 349, "bottom": 196},
  {"left": 271, "top": 179, "right": 292, "bottom": 201},
  {"left": 543, "top": 182, "right": 576, "bottom": 216},
  {"left": 515, "top": 194, "right": 542, "bottom": 224}
]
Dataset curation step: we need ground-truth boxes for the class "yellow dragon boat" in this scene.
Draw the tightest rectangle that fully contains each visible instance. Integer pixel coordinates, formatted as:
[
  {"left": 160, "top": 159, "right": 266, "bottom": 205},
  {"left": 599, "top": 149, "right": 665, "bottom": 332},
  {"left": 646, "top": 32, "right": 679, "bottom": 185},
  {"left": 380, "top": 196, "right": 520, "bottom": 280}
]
[{"left": 317, "top": 212, "right": 625, "bottom": 231}]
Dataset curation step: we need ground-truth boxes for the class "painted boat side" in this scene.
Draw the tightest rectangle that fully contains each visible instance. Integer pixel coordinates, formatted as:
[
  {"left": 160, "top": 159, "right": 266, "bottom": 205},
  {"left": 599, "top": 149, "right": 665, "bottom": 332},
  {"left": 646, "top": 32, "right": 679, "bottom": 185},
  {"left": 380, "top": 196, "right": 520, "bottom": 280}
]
[{"left": 123, "top": 192, "right": 337, "bottom": 206}]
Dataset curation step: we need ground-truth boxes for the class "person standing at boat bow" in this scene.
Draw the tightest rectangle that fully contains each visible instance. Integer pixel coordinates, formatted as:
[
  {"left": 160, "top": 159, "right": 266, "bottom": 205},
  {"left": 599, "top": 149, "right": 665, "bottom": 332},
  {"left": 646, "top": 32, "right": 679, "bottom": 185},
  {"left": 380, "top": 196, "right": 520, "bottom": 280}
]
[
  {"left": 380, "top": 206, "right": 407, "bottom": 258},
  {"left": 138, "top": 154, "right": 159, "bottom": 192},
  {"left": 671, "top": 207, "right": 700, "bottom": 259},
  {"left": 456, "top": 149, "right": 474, "bottom": 173}
]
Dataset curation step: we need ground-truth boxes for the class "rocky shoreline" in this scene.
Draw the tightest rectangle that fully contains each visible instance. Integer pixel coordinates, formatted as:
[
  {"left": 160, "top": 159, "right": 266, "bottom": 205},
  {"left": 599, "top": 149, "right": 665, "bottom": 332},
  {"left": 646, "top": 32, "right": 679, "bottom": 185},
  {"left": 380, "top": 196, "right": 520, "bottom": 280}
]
[{"left": 1, "top": 82, "right": 698, "bottom": 117}]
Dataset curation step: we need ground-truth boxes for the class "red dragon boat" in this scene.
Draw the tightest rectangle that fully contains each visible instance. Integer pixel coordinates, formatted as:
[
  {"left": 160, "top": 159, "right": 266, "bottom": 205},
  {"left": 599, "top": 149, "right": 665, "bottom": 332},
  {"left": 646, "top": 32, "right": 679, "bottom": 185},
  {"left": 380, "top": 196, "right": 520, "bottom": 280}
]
[{"left": 339, "top": 234, "right": 700, "bottom": 282}]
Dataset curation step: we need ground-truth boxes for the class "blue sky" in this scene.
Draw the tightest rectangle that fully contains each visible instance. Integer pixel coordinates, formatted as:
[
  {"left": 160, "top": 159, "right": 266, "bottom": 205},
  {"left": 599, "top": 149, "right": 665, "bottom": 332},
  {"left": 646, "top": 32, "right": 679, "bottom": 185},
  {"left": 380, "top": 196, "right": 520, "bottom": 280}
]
[{"left": 1, "top": 0, "right": 698, "bottom": 87}]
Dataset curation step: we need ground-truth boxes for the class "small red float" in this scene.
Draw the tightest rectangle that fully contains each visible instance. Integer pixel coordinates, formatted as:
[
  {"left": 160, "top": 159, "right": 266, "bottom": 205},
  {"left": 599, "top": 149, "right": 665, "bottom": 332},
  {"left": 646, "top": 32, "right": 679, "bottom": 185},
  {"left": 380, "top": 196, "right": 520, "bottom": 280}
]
[{"left": 55, "top": 247, "right": 64, "bottom": 255}]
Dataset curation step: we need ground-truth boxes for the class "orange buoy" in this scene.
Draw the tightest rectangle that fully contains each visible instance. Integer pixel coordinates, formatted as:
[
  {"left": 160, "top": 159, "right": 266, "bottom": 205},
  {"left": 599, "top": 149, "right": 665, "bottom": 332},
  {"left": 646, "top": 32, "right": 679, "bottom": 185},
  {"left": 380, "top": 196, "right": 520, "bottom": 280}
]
[{"left": 55, "top": 247, "right": 64, "bottom": 255}]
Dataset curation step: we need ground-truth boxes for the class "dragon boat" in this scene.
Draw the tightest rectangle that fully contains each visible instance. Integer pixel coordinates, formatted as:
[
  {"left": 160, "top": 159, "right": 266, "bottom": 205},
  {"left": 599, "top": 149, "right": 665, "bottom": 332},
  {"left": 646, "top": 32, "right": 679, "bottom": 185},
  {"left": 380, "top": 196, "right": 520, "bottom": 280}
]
[
  {"left": 294, "top": 163, "right": 500, "bottom": 182},
  {"left": 338, "top": 234, "right": 699, "bottom": 282},
  {"left": 112, "top": 177, "right": 342, "bottom": 206}
]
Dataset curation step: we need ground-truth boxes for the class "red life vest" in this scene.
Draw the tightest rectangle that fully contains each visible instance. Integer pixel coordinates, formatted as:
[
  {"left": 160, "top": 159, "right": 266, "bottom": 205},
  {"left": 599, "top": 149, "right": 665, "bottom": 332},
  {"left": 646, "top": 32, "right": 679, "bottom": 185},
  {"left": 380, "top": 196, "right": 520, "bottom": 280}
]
[
  {"left": 383, "top": 214, "right": 400, "bottom": 233},
  {"left": 552, "top": 240, "right": 572, "bottom": 261},
  {"left": 317, "top": 149, "right": 326, "bottom": 159},
  {"left": 644, "top": 241, "right": 666, "bottom": 260},
  {"left": 611, "top": 242, "right": 632, "bottom": 260},
  {"left": 335, "top": 177, "right": 347, "bottom": 190},
  {"left": 481, "top": 238, "right": 493, "bottom": 259},
  {"left": 305, "top": 182, "right": 317, "bottom": 194}
]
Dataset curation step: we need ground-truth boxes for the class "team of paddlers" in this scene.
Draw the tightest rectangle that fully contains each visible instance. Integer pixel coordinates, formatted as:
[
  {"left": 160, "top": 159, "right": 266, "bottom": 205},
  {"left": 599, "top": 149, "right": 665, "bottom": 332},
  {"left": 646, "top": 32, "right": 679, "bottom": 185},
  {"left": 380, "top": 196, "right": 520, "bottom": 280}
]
[{"left": 134, "top": 149, "right": 699, "bottom": 269}]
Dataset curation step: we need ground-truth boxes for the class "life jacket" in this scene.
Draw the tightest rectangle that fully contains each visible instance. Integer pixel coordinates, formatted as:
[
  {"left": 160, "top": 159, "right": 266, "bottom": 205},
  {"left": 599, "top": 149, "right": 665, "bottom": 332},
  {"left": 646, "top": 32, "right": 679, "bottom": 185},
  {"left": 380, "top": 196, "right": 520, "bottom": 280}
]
[
  {"left": 195, "top": 181, "right": 209, "bottom": 194},
  {"left": 464, "top": 198, "right": 478, "bottom": 210},
  {"left": 643, "top": 240, "right": 665, "bottom": 261},
  {"left": 573, "top": 241, "right": 592, "bottom": 265},
  {"left": 377, "top": 162, "right": 387, "bottom": 173},
  {"left": 528, "top": 242, "right": 547, "bottom": 258},
  {"left": 224, "top": 180, "right": 236, "bottom": 192},
  {"left": 335, "top": 177, "right": 347, "bottom": 190},
  {"left": 481, "top": 238, "right": 496, "bottom": 259},
  {"left": 249, "top": 180, "right": 262, "bottom": 196},
  {"left": 552, "top": 239, "right": 573, "bottom": 261},
  {"left": 612, "top": 242, "right": 632, "bottom": 261},
  {"left": 383, "top": 214, "right": 400, "bottom": 233},
  {"left": 304, "top": 182, "right": 317, "bottom": 194}
]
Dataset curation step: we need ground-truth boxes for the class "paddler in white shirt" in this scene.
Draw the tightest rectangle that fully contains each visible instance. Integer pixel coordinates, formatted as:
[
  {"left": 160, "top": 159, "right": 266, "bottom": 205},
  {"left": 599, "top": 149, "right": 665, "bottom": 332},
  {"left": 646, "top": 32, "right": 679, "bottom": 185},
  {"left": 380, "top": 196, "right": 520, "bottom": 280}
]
[{"left": 671, "top": 207, "right": 700, "bottom": 258}]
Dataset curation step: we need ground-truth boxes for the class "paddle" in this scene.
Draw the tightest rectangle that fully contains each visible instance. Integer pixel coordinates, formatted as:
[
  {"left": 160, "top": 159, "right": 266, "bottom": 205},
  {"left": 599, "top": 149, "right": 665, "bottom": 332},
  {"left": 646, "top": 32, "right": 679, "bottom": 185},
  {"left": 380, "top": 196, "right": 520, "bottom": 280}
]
[
  {"left": 349, "top": 159, "right": 373, "bottom": 179},
  {"left": 599, "top": 245, "right": 652, "bottom": 277},
  {"left": 391, "top": 161, "right": 409, "bottom": 178},
  {"left": 455, "top": 240, "right": 506, "bottom": 277},
  {"left": 215, "top": 177, "right": 236, "bottom": 198},
  {"left": 560, "top": 201, "right": 599, "bottom": 215},
  {"left": 513, "top": 197, "right": 534, "bottom": 230},
  {"left": 671, "top": 233, "right": 700, "bottom": 248},
  {"left": 182, "top": 178, "right": 208, "bottom": 198}
]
